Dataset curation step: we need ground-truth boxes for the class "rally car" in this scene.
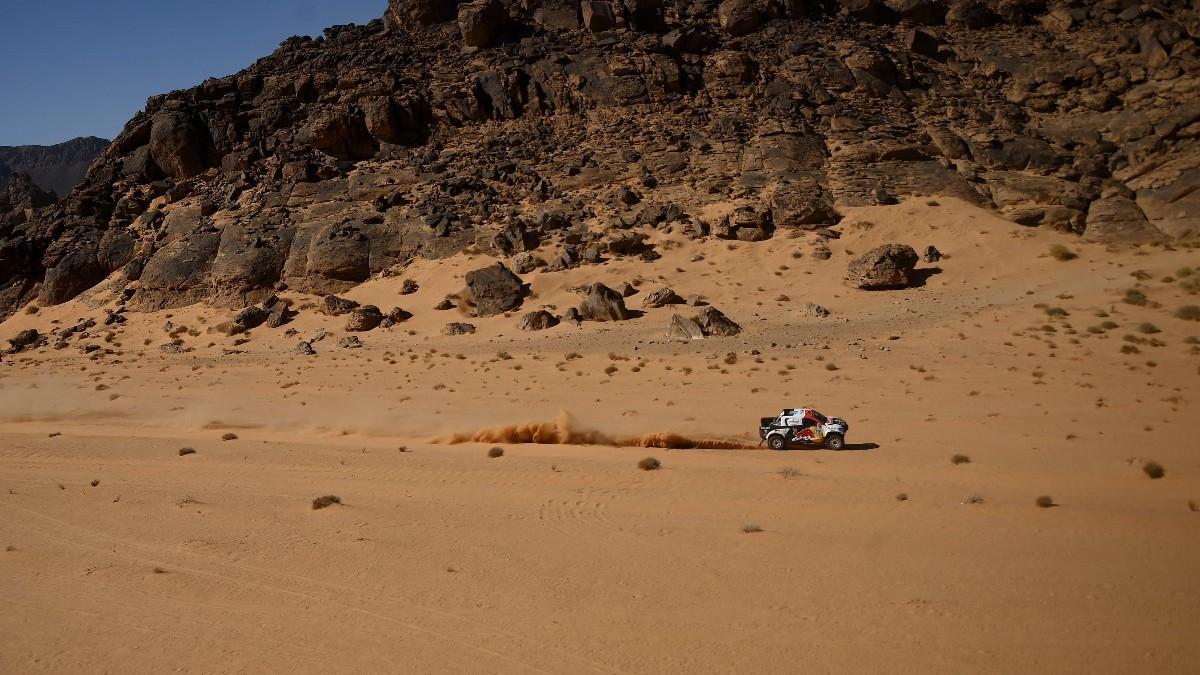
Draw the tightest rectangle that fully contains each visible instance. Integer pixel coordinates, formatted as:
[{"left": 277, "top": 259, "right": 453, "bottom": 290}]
[{"left": 759, "top": 409, "right": 849, "bottom": 450}]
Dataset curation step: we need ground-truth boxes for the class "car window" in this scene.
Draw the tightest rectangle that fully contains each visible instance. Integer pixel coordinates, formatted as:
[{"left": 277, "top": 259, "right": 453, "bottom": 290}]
[{"left": 813, "top": 412, "right": 827, "bottom": 424}]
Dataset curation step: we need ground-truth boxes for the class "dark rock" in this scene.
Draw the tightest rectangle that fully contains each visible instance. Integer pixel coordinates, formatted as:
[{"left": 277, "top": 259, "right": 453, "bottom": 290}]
[
  {"left": 323, "top": 295, "right": 360, "bottom": 316},
  {"left": 847, "top": 244, "right": 920, "bottom": 289},
  {"left": 718, "top": 0, "right": 763, "bottom": 36},
  {"left": 923, "top": 245, "right": 942, "bottom": 263},
  {"left": 293, "top": 341, "right": 316, "bottom": 356},
  {"left": 8, "top": 328, "right": 42, "bottom": 352},
  {"left": 715, "top": 206, "right": 773, "bottom": 241},
  {"left": 696, "top": 307, "right": 742, "bottom": 336},
  {"left": 519, "top": 310, "right": 559, "bottom": 331},
  {"left": 579, "top": 283, "right": 631, "bottom": 321},
  {"left": 463, "top": 263, "right": 526, "bottom": 317},
  {"left": 338, "top": 335, "right": 364, "bottom": 348},
  {"left": 616, "top": 282, "right": 638, "bottom": 297},
  {"left": 435, "top": 297, "right": 456, "bottom": 310},
  {"left": 642, "top": 287, "right": 683, "bottom": 308},
  {"left": 266, "top": 302, "right": 293, "bottom": 328},
  {"left": 234, "top": 306, "right": 269, "bottom": 329},
  {"left": 345, "top": 305, "right": 384, "bottom": 331},
  {"left": 443, "top": 322, "right": 477, "bottom": 335},
  {"left": 400, "top": 279, "right": 419, "bottom": 295}
]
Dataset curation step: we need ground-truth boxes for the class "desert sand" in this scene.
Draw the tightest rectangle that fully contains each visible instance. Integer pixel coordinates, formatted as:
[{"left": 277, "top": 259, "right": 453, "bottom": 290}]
[{"left": 2, "top": 199, "right": 1198, "bottom": 673}]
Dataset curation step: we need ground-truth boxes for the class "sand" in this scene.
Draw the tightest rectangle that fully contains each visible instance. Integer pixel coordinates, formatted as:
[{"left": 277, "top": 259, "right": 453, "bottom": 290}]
[{"left": 1, "top": 198, "right": 1198, "bottom": 673}]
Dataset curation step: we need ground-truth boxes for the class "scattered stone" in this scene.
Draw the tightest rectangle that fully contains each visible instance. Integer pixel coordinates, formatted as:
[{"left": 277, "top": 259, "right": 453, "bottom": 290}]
[
  {"left": 443, "top": 322, "right": 477, "bottom": 335},
  {"left": 923, "top": 245, "right": 942, "bottom": 263},
  {"left": 799, "top": 302, "right": 831, "bottom": 318},
  {"left": 400, "top": 279, "right": 419, "bottom": 295},
  {"left": 293, "top": 341, "right": 317, "bottom": 356},
  {"left": 434, "top": 297, "right": 456, "bottom": 310},
  {"left": 234, "top": 306, "right": 268, "bottom": 329},
  {"left": 338, "top": 335, "right": 364, "bottom": 348}
]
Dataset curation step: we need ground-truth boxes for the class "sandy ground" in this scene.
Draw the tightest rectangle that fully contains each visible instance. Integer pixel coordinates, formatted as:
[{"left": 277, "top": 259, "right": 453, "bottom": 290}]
[{"left": 1, "top": 198, "right": 1198, "bottom": 673}]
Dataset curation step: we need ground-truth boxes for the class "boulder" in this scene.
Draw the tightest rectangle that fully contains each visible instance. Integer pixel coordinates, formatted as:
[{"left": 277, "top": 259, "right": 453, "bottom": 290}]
[
  {"left": 345, "top": 305, "right": 384, "bottom": 332},
  {"left": 847, "top": 244, "right": 919, "bottom": 289},
  {"left": 579, "top": 283, "right": 632, "bottom": 321},
  {"left": 718, "top": 0, "right": 763, "bottom": 36},
  {"left": 463, "top": 263, "right": 527, "bottom": 317},
  {"left": 519, "top": 310, "right": 559, "bottom": 331},
  {"left": 234, "top": 306, "right": 269, "bottom": 330},
  {"left": 443, "top": 322, "right": 477, "bottom": 335},
  {"left": 338, "top": 335, "right": 364, "bottom": 349},
  {"left": 715, "top": 206, "right": 773, "bottom": 241},
  {"left": 387, "top": 0, "right": 461, "bottom": 28},
  {"left": 696, "top": 307, "right": 742, "bottom": 336},
  {"left": 458, "top": 0, "right": 505, "bottom": 47},
  {"left": 149, "top": 111, "right": 211, "bottom": 179},
  {"left": 581, "top": 1, "right": 621, "bottom": 32},
  {"left": 266, "top": 302, "right": 293, "bottom": 328},
  {"left": 8, "top": 328, "right": 42, "bottom": 352},
  {"left": 293, "top": 341, "right": 317, "bottom": 356},
  {"left": 884, "top": 0, "right": 943, "bottom": 24},
  {"left": 667, "top": 314, "right": 705, "bottom": 341},
  {"left": 1082, "top": 196, "right": 1167, "bottom": 244},
  {"left": 642, "top": 287, "right": 683, "bottom": 308},
  {"left": 323, "top": 295, "right": 360, "bottom": 316}
]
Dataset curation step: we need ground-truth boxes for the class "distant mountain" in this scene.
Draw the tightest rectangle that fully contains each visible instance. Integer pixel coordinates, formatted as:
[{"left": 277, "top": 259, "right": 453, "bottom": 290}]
[{"left": 0, "top": 136, "right": 109, "bottom": 197}]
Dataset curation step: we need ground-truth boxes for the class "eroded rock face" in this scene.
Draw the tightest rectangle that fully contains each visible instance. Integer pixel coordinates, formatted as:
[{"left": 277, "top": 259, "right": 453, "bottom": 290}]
[
  {"left": 847, "top": 244, "right": 920, "bottom": 289},
  {"left": 0, "top": 0, "right": 1195, "bottom": 320}
]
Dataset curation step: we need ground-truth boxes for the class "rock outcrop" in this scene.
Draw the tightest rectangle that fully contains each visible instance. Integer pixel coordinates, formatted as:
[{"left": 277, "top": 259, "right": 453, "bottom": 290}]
[{"left": 2, "top": 1, "right": 1199, "bottom": 320}]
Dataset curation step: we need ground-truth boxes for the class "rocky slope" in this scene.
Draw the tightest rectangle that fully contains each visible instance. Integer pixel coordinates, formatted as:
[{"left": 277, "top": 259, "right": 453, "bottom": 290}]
[
  {"left": 2, "top": 0, "right": 1198, "bottom": 320},
  {"left": 0, "top": 136, "right": 109, "bottom": 197}
]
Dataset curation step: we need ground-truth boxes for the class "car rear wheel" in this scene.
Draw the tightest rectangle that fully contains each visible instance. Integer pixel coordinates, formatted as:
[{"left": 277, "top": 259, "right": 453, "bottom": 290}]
[
  {"left": 767, "top": 435, "right": 788, "bottom": 450},
  {"left": 825, "top": 434, "right": 845, "bottom": 451}
]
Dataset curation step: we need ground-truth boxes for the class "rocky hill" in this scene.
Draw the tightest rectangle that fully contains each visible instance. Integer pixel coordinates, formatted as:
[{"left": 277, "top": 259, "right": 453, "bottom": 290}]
[
  {"left": 1, "top": 0, "right": 1198, "bottom": 320},
  {"left": 0, "top": 136, "right": 109, "bottom": 198}
]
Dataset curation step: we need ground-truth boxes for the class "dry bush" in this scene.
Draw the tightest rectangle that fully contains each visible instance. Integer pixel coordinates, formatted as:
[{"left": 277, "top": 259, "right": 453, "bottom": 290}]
[
  {"left": 1143, "top": 461, "right": 1165, "bottom": 479},
  {"left": 778, "top": 468, "right": 802, "bottom": 479},
  {"left": 950, "top": 454, "right": 971, "bottom": 465},
  {"left": 742, "top": 524, "right": 764, "bottom": 534},
  {"left": 1035, "top": 495, "right": 1056, "bottom": 508},
  {"left": 221, "top": 432, "right": 238, "bottom": 441},
  {"left": 488, "top": 447, "right": 504, "bottom": 458},
  {"left": 1048, "top": 244, "right": 1077, "bottom": 261},
  {"left": 895, "top": 493, "right": 909, "bottom": 502},
  {"left": 638, "top": 457, "right": 661, "bottom": 471},
  {"left": 1137, "top": 322, "right": 1161, "bottom": 334},
  {"left": 963, "top": 494, "right": 985, "bottom": 505},
  {"left": 1123, "top": 289, "right": 1149, "bottom": 306},
  {"left": 178, "top": 447, "right": 196, "bottom": 456},
  {"left": 312, "top": 495, "right": 342, "bottom": 510},
  {"left": 1175, "top": 305, "right": 1200, "bottom": 321}
]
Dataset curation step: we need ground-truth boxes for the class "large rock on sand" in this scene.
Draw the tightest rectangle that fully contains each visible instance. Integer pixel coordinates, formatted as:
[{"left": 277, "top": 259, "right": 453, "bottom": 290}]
[
  {"left": 463, "top": 263, "right": 527, "bottom": 317},
  {"left": 579, "top": 283, "right": 632, "bottom": 321},
  {"left": 847, "top": 244, "right": 919, "bottom": 289}
]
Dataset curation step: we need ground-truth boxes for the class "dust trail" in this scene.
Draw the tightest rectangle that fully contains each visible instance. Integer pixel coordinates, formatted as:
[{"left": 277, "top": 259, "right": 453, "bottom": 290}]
[{"left": 432, "top": 411, "right": 753, "bottom": 449}]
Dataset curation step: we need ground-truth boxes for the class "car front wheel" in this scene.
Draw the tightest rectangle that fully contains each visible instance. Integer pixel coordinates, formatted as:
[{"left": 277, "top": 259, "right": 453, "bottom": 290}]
[
  {"left": 767, "top": 435, "right": 788, "bottom": 450},
  {"left": 825, "top": 434, "right": 845, "bottom": 451}
]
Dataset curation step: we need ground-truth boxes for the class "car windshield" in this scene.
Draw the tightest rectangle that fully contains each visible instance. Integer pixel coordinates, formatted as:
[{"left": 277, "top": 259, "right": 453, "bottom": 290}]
[{"left": 812, "top": 412, "right": 827, "bottom": 424}]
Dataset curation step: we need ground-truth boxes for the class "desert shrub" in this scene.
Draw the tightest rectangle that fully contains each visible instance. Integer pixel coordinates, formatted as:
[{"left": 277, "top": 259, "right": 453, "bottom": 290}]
[
  {"left": 742, "top": 524, "right": 764, "bottom": 534},
  {"left": 638, "top": 457, "right": 661, "bottom": 471},
  {"left": 1035, "top": 495, "right": 1055, "bottom": 508},
  {"left": 951, "top": 454, "right": 972, "bottom": 465},
  {"left": 778, "top": 468, "right": 802, "bottom": 479},
  {"left": 963, "top": 494, "right": 985, "bottom": 505},
  {"left": 221, "top": 432, "right": 238, "bottom": 441},
  {"left": 895, "top": 493, "right": 909, "bottom": 502},
  {"left": 1174, "top": 305, "right": 1200, "bottom": 321},
  {"left": 1048, "top": 244, "right": 1077, "bottom": 261},
  {"left": 1137, "top": 322, "right": 1161, "bottom": 334},
  {"left": 178, "top": 447, "right": 197, "bottom": 456},
  {"left": 488, "top": 447, "right": 504, "bottom": 459},
  {"left": 312, "top": 495, "right": 341, "bottom": 510},
  {"left": 1123, "top": 289, "right": 1149, "bottom": 306},
  {"left": 1143, "top": 461, "right": 1165, "bottom": 479},
  {"left": 604, "top": 365, "right": 618, "bottom": 375}
]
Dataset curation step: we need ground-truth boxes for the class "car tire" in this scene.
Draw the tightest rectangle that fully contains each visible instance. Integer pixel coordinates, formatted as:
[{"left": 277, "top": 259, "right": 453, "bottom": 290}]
[
  {"left": 825, "top": 434, "right": 844, "bottom": 451},
  {"left": 767, "top": 435, "right": 788, "bottom": 450}
]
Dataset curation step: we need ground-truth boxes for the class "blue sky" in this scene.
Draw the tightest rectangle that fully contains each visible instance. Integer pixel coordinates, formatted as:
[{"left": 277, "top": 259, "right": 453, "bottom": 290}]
[{"left": 0, "top": 1, "right": 385, "bottom": 146}]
